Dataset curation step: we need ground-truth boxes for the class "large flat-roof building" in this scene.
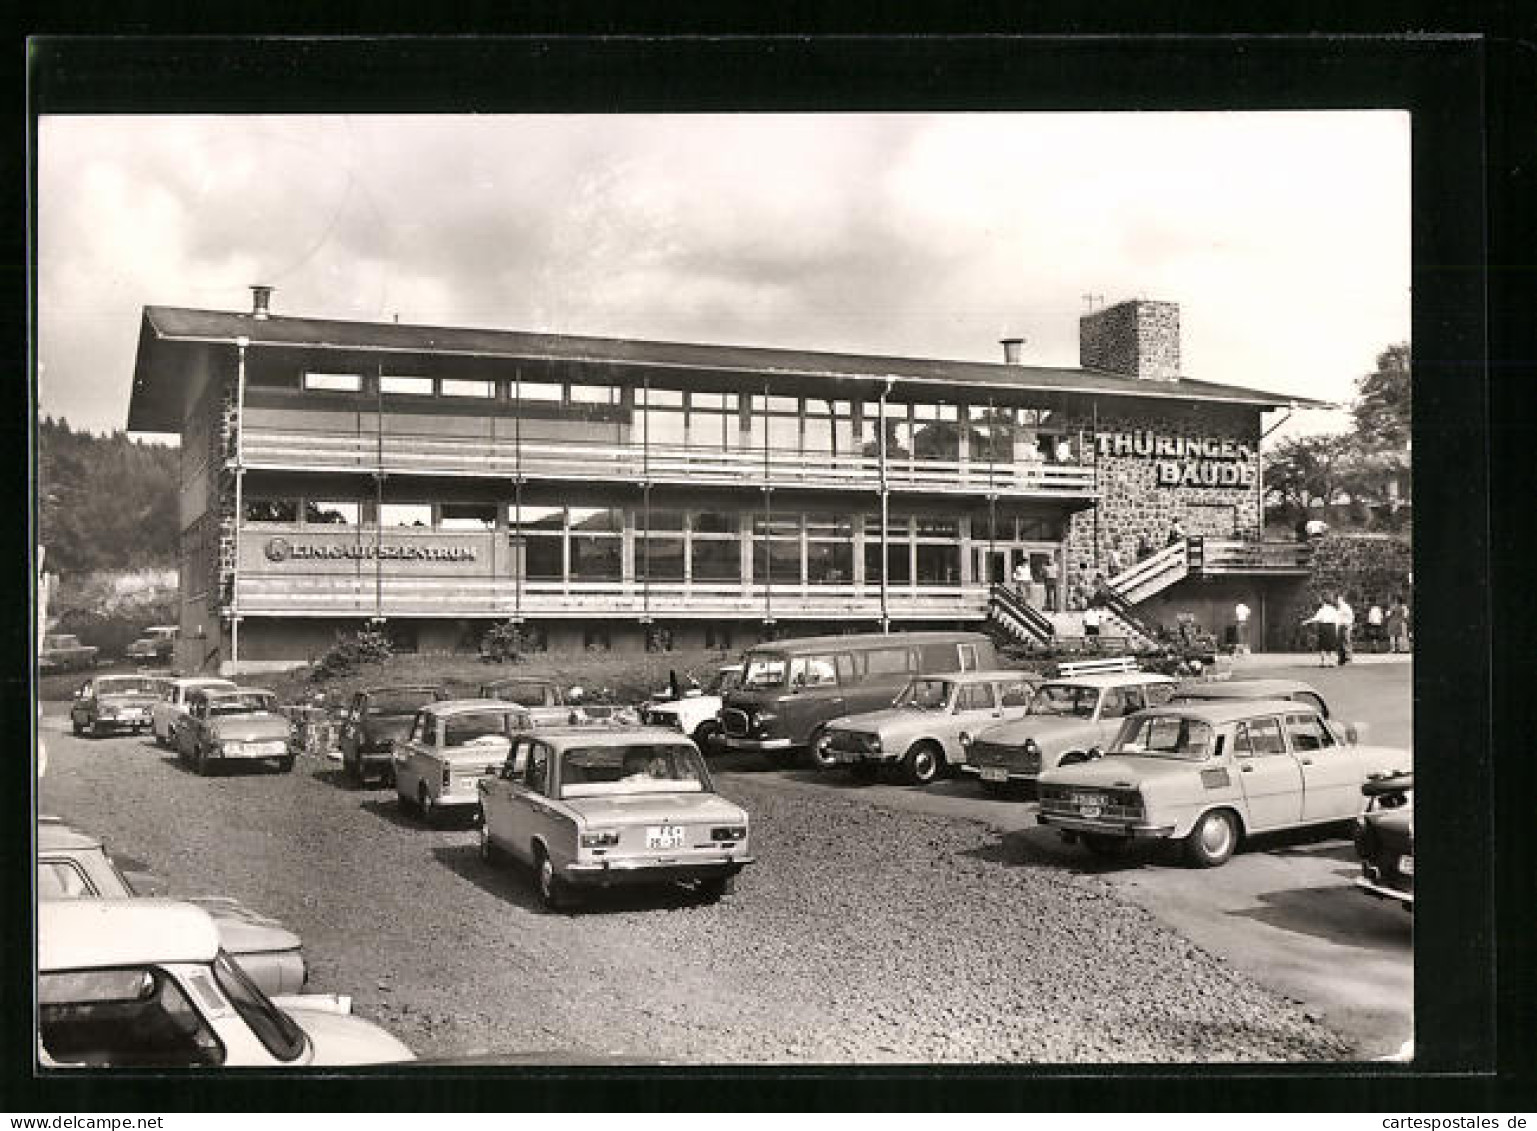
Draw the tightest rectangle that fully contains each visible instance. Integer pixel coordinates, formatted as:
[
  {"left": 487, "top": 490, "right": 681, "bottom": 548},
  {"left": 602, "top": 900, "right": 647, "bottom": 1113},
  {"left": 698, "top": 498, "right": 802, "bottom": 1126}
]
[{"left": 127, "top": 289, "right": 1322, "bottom": 672}]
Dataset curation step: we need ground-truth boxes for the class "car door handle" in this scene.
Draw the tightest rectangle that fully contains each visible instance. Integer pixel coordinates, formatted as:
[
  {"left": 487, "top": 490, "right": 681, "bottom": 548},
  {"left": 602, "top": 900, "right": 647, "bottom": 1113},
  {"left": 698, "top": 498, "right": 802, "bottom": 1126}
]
[
  {"left": 1239, "top": 763, "right": 1254, "bottom": 772},
  {"left": 1300, "top": 757, "right": 1314, "bottom": 766}
]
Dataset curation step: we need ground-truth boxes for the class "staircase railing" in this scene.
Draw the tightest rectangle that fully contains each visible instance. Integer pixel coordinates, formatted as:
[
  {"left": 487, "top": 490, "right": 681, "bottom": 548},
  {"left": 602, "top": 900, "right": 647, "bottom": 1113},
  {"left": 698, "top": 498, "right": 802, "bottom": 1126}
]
[
  {"left": 1095, "top": 585, "right": 1161, "bottom": 646},
  {"left": 989, "top": 583, "right": 1056, "bottom": 646},
  {"left": 1107, "top": 540, "right": 1190, "bottom": 605}
]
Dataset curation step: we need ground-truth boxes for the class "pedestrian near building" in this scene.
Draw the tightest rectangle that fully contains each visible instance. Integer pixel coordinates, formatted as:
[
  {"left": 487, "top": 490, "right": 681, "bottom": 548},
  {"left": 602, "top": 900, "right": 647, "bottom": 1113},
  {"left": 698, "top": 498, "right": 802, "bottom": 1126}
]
[
  {"left": 1234, "top": 601, "right": 1251, "bottom": 656},
  {"left": 1301, "top": 597, "right": 1340, "bottom": 666},
  {"left": 1336, "top": 594, "right": 1355, "bottom": 666},
  {"left": 1136, "top": 533, "right": 1154, "bottom": 562},
  {"left": 1106, "top": 540, "right": 1125, "bottom": 578},
  {"left": 1167, "top": 518, "right": 1186, "bottom": 546},
  {"left": 1042, "top": 556, "right": 1060, "bottom": 612},
  {"left": 1386, "top": 596, "right": 1410, "bottom": 653},
  {"left": 1366, "top": 601, "right": 1385, "bottom": 652},
  {"left": 1012, "top": 560, "right": 1030, "bottom": 599},
  {"left": 1082, "top": 603, "right": 1103, "bottom": 650}
]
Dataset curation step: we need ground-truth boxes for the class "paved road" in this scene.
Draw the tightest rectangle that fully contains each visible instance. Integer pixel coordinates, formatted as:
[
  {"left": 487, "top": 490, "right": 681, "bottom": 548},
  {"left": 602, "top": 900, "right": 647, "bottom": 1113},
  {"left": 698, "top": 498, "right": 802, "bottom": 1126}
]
[{"left": 717, "top": 656, "right": 1415, "bottom": 1059}]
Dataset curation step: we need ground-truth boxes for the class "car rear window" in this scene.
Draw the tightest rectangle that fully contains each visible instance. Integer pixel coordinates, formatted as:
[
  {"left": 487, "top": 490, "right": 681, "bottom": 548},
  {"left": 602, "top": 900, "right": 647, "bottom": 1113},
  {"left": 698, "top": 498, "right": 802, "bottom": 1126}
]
[{"left": 560, "top": 744, "right": 707, "bottom": 798}]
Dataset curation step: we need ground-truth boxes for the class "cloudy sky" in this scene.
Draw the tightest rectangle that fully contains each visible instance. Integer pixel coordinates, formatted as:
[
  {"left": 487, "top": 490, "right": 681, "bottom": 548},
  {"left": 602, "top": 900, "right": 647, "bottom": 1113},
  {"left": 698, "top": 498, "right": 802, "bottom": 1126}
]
[{"left": 37, "top": 112, "right": 1409, "bottom": 439}]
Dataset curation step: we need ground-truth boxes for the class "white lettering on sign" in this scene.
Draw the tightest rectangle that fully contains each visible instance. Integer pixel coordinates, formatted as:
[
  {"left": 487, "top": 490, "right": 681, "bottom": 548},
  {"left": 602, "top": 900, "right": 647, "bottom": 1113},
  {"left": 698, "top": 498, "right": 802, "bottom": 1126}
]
[
  {"left": 1096, "top": 431, "right": 1256, "bottom": 490},
  {"left": 264, "top": 538, "right": 476, "bottom": 563}
]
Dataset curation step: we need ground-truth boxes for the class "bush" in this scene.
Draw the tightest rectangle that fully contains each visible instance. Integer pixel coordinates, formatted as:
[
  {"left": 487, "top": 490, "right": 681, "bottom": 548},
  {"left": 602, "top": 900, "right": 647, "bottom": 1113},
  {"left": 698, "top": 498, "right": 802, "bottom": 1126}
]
[
  {"left": 480, "top": 620, "right": 531, "bottom": 664},
  {"left": 308, "top": 629, "right": 393, "bottom": 682}
]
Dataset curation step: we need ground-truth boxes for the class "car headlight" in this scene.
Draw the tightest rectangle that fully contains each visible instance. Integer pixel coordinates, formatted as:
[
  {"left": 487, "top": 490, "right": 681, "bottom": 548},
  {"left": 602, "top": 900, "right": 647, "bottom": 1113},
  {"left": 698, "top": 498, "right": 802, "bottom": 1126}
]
[
  {"left": 1024, "top": 738, "right": 1040, "bottom": 755},
  {"left": 580, "top": 831, "right": 621, "bottom": 848},
  {"left": 867, "top": 734, "right": 881, "bottom": 753}
]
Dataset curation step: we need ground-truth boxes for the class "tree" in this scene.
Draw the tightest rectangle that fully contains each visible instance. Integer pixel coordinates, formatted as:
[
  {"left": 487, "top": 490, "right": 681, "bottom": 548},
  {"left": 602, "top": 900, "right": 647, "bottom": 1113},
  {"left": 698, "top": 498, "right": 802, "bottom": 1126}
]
[
  {"left": 1352, "top": 343, "right": 1410, "bottom": 448},
  {"left": 1263, "top": 433, "right": 1357, "bottom": 523}
]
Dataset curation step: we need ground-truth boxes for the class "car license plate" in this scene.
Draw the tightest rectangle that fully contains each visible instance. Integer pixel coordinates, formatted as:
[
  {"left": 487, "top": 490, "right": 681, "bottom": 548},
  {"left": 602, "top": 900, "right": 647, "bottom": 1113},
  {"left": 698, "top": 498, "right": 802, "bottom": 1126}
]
[
  {"left": 647, "top": 825, "right": 686, "bottom": 850},
  {"left": 981, "top": 767, "right": 1008, "bottom": 783},
  {"left": 1399, "top": 855, "right": 1414, "bottom": 876},
  {"left": 1079, "top": 806, "right": 1102, "bottom": 819},
  {"left": 248, "top": 741, "right": 285, "bottom": 755}
]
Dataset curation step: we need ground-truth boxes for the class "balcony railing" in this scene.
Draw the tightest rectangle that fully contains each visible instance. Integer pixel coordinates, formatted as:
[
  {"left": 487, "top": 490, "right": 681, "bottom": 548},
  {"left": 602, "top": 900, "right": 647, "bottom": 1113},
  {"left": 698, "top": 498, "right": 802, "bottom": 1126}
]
[
  {"left": 1195, "top": 538, "right": 1314, "bottom": 575},
  {"left": 238, "top": 427, "right": 1097, "bottom": 498},
  {"left": 233, "top": 576, "right": 991, "bottom": 621}
]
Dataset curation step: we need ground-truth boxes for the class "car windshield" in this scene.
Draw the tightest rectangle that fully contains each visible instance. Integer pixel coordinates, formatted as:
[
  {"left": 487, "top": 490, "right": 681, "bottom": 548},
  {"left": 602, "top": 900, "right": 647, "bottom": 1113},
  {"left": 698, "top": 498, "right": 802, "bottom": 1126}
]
[
  {"left": 707, "top": 668, "right": 744, "bottom": 695},
  {"left": 742, "top": 653, "right": 787, "bottom": 689},
  {"left": 207, "top": 693, "right": 275, "bottom": 716},
  {"left": 367, "top": 689, "right": 440, "bottom": 716},
  {"left": 442, "top": 711, "right": 523, "bottom": 746},
  {"left": 1110, "top": 715, "right": 1216, "bottom": 760},
  {"left": 96, "top": 677, "right": 165, "bottom": 696},
  {"left": 210, "top": 950, "right": 307, "bottom": 1062},
  {"left": 895, "top": 679, "right": 953, "bottom": 710},
  {"left": 560, "top": 743, "right": 709, "bottom": 798},
  {"left": 483, "top": 682, "right": 559, "bottom": 707},
  {"left": 1030, "top": 684, "right": 1099, "bottom": 718}
]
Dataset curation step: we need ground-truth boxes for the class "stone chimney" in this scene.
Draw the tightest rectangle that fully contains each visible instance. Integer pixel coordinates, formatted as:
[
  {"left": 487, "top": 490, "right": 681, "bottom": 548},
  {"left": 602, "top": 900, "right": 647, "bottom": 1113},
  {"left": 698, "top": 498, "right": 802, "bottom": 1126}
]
[
  {"left": 1079, "top": 298, "right": 1180, "bottom": 381},
  {"left": 249, "top": 285, "right": 273, "bottom": 321}
]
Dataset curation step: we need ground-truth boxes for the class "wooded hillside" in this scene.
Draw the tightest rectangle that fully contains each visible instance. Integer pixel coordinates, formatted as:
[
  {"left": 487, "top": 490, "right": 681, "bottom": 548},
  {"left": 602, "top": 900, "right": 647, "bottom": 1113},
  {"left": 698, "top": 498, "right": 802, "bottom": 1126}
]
[{"left": 37, "top": 417, "right": 179, "bottom": 573}]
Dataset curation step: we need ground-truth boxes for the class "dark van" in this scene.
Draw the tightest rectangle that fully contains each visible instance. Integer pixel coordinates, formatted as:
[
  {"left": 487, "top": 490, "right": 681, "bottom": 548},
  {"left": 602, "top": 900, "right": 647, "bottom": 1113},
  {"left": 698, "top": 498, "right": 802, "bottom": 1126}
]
[{"left": 720, "top": 631, "right": 998, "bottom": 768}]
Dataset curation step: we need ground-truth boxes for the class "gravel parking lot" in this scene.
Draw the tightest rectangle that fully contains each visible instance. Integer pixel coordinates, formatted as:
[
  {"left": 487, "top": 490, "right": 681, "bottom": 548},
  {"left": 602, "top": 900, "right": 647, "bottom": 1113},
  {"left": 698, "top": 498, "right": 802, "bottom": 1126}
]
[{"left": 38, "top": 710, "right": 1356, "bottom": 1064}]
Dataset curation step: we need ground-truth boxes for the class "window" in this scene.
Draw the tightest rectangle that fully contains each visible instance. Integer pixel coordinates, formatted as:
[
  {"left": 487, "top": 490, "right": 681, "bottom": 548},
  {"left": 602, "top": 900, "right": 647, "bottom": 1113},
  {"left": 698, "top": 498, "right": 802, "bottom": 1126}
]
[
  {"left": 1114, "top": 715, "right": 1215, "bottom": 760},
  {"left": 379, "top": 375, "right": 435, "bottom": 396},
  {"left": 1237, "top": 717, "right": 1288, "bottom": 756},
  {"left": 570, "top": 384, "right": 618, "bottom": 406},
  {"left": 915, "top": 544, "right": 960, "bottom": 584},
  {"left": 583, "top": 626, "right": 612, "bottom": 652},
  {"left": 569, "top": 507, "right": 622, "bottom": 581},
  {"left": 441, "top": 378, "right": 494, "bottom": 399},
  {"left": 304, "top": 500, "right": 359, "bottom": 525},
  {"left": 38, "top": 860, "right": 95, "bottom": 898},
  {"left": 790, "top": 655, "right": 839, "bottom": 689},
  {"left": 913, "top": 403, "right": 961, "bottom": 460},
  {"left": 511, "top": 504, "right": 564, "bottom": 580},
  {"left": 999, "top": 680, "right": 1033, "bottom": 708},
  {"left": 956, "top": 683, "right": 996, "bottom": 711},
  {"left": 526, "top": 743, "right": 550, "bottom": 794},
  {"left": 1099, "top": 689, "right": 1130, "bottom": 719},
  {"left": 918, "top": 641, "right": 960, "bottom": 670},
  {"left": 638, "top": 535, "right": 685, "bottom": 581},
  {"left": 705, "top": 624, "right": 734, "bottom": 651},
  {"left": 244, "top": 498, "right": 297, "bottom": 523},
  {"left": 211, "top": 950, "right": 306, "bottom": 1062},
  {"left": 691, "top": 538, "right": 741, "bottom": 582},
  {"left": 505, "top": 737, "right": 534, "bottom": 779},
  {"left": 40, "top": 968, "right": 225, "bottom": 1067},
  {"left": 514, "top": 381, "right": 563, "bottom": 402},
  {"left": 1285, "top": 713, "right": 1336, "bottom": 752},
  {"left": 638, "top": 388, "right": 687, "bottom": 447},
  {"left": 864, "top": 647, "right": 914, "bottom": 676},
  {"left": 380, "top": 503, "right": 432, "bottom": 528},
  {"left": 958, "top": 643, "right": 980, "bottom": 672},
  {"left": 806, "top": 516, "right": 854, "bottom": 585},
  {"left": 303, "top": 372, "right": 361, "bottom": 392},
  {"left": 439, "top": 502, "right": 497, "bottom": 531},
  {"left": 752, "top": 517, "right": 801, "bottom": 584}
]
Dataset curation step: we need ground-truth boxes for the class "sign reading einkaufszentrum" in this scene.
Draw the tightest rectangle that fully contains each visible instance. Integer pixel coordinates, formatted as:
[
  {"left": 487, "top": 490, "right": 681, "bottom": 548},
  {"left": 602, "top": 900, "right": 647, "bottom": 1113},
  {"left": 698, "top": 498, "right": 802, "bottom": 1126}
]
[
  {"left": 1095, "top": 430, "right": 1257, "bottom": 488},
  {"left": 264, "top": 537, "right": 476, "bottom": 563}
]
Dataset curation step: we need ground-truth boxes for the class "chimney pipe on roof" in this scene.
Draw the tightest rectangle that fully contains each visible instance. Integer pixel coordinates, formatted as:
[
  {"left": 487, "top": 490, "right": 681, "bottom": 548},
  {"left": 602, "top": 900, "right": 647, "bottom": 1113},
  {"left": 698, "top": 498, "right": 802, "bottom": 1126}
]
[
  {"left": 999, "top": 337, "right": 1026, "bottom": 365},
  {"left": 250, "top": 285, "right": 273, "bottom": 321}
]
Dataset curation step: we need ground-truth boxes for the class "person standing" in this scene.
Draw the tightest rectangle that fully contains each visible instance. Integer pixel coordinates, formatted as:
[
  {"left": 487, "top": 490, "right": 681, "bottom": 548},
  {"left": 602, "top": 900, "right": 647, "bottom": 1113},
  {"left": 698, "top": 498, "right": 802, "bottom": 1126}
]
[
  {"left": 1042, "top": 555, "right": 1060, "bottom": 612},
  {"left": 1106, "top": 539, "right": 1125, "bottom": 578},
  {"left": 1366, "top": 601, "right": 1385, "bottom": 652},
  {"left": 1012, "top": 559, "right": 1030, "bottom": 599},
  {"left": 1167, "top": 518, "right": 1186, "bottom": 546},
  {"left": 1234, "top": 600, "right": 1251, "bottom": 656},
  {"left": 1336, "top": 594, "right": 1355, "bottom": 665},
  {"left": 1082, "top": 603, "right": 1103, "bottom": 650},
  {"left": 1301, "top": 596, "right": 1340, "bottom": 666},
  {"left": 1386, "top": 596, "right": 1410, "bottom": 653},
  {"left": 1136, "top": 533, "right": 1154, "bottom": 562}
]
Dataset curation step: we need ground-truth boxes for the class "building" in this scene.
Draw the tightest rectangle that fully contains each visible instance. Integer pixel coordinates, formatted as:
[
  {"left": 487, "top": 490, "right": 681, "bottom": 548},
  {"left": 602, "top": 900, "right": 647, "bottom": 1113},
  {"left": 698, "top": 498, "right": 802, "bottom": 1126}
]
[{"left": 126, "top": 288, "right": 1325, "bottom": 672}]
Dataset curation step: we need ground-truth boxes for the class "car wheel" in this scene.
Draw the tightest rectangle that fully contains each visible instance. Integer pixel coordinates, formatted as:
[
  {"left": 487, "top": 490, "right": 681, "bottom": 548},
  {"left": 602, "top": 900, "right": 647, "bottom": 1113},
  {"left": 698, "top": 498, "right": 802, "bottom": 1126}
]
[
  {"left": 278, "top": 755, "right": 295, "bottom": 773},
  {"left": 1082, "top": 834, "right": 1129, "bottom": 859},
  {"left": 850, "top": 762, "right": 880, "bottom": 783},
  {"left": 693, "top": 720, "right": 721, "bottom": 752},
  {"left": 1184, "top": 809, "right": 1239, "bottom": 868},
  {"left": 697, "top": 874, "right": 735, "bottom": 903},
  {"left": 807, "top": 726, "right": 837, "bottom": 771},
  {"left": 534, "top": 846, "right": 570, "bottom": 911},
  {"left": 902, "top": 741, "right": 943, "bottom": 786}
]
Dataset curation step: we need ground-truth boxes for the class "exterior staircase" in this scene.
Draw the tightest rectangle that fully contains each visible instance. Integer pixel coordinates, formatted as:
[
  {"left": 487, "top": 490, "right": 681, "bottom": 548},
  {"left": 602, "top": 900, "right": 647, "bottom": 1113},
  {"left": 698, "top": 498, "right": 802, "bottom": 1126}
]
[
  {"left": 1105, "top": 540, "right": 1189, "bottom": 604},
  {"left": 987, "top": 583, "right": 1055, "bottom": 648}
]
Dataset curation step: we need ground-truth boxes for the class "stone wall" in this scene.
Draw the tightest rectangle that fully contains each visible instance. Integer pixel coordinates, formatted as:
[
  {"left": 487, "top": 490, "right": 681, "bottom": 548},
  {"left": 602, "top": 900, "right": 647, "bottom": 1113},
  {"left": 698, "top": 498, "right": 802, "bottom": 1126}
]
[
  {"left": 1079, "top": 300, "right": 1181, "bottom": 381},
  {"left": 1266, "top": 533, "right": 1413, "bottom": 650},
  {"left": 1059, "top": 401, "right": 1262, "bottom": 576}
]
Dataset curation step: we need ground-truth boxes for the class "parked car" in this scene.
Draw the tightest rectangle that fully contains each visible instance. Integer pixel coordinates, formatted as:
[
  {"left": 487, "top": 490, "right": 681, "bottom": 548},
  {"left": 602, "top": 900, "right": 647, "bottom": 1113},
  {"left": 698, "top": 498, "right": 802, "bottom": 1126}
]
[
  {"left": 1037, "top": 699, "right": 1410, "bottom": 866},
  {"left": 477, "top": 677, "right": 585, "bottom": 726},
  {"left": 1171, "top": 677, "right": 1331, "bottom": 718},
  {"left": 175, "top": 686, "right": 294, "bottom": 774},
  {"left": 721, "top": 631, "right": 998, "bottom": 768},
  {"left": 821, "top": 669, "right": 1038, "bottom": 784},
  {"left": 152, "top": 676, "right": 237, "bottom": 748},
  {"left": 125, "top": 625, "right": 178, "bottom": 664},
  {"left": 38, "top": 900, "right": 414, "bottom": 1067},
  {"left": 640, "top": 664, "right": 744, "bottom": 750},
  {"left": 337, "top": 684, "right": 449, "bottom": 785},
  {"left": 69, "top": 674, "right": 169, "bottom": 738},
  {"left": 393, "top": 699, "right": 533, "bottom": 824},
  {"left": 40, "top": 634, "right": 98, "bottom": 673},
  {"left": 37, "top": 818, "right": 307, "bottom": 995},
  {"left": 1354, "top": 771, "right": 1413, "bottom": 911},
  {"left": 478, "top": 727, "right": 754, "bottom": 909},
  {"left": 961, "top": 666, "right": 1181, "bottom": 791}
]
